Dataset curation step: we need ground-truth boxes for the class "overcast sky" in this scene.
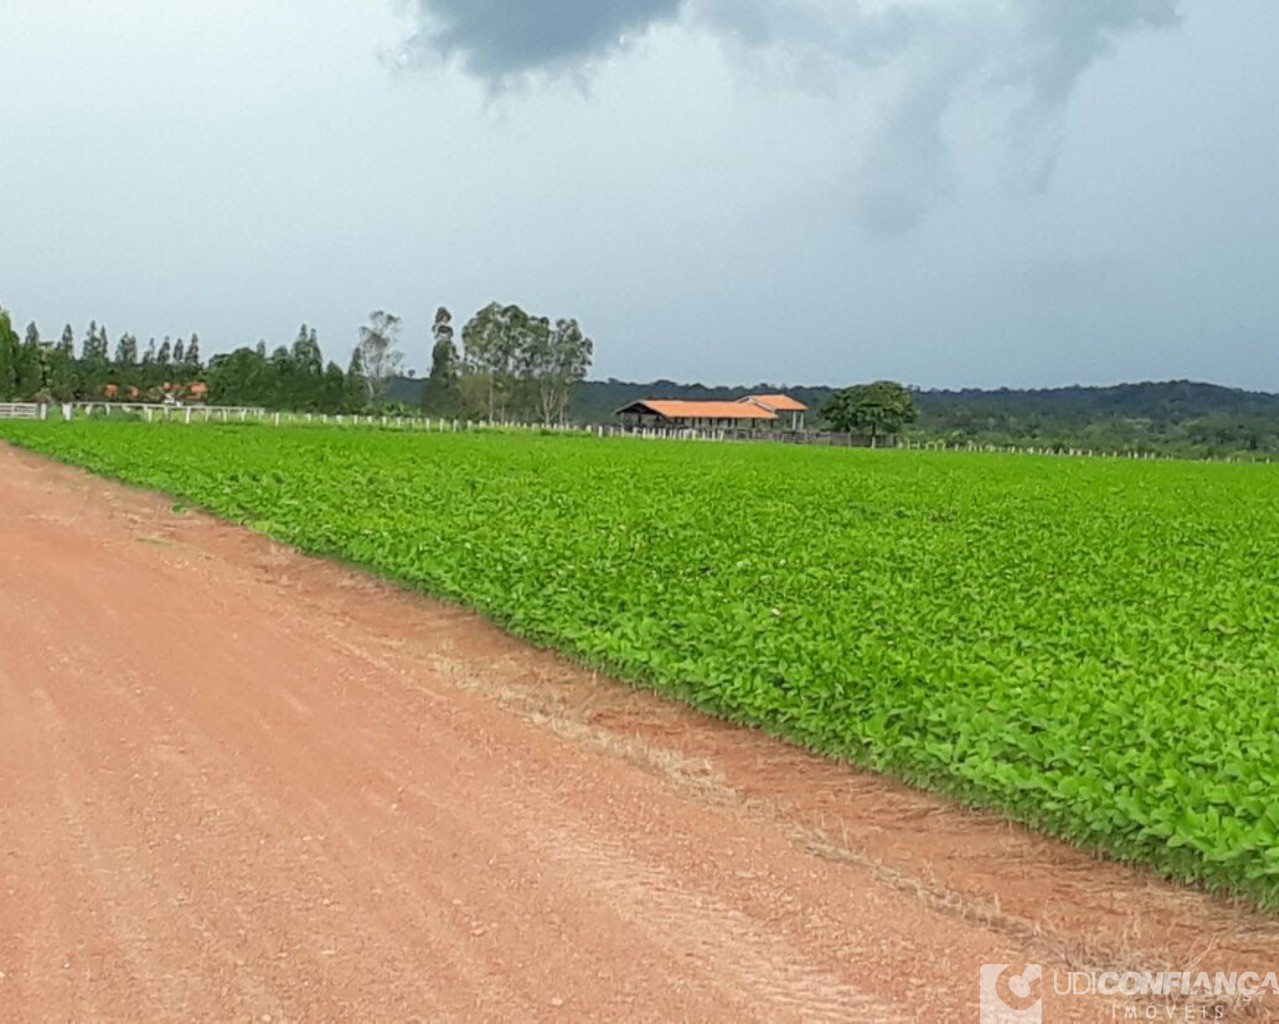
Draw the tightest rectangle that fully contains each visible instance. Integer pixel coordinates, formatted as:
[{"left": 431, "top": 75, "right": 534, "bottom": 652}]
[{"left": 2, "top": 1, "right": 1276, "bottom": 389}]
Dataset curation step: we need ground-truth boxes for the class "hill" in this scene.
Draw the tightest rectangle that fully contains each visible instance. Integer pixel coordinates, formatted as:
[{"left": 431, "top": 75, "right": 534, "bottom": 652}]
[
  {"left": 573, "top": 378, "right": 1279, "bottom": 457},
  {"left": 387, "top": 376, "right": 1279, "bottom": 458}
]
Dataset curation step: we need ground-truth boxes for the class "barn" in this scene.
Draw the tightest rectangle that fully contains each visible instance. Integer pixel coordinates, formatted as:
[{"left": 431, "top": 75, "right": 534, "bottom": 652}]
[
  {"left": 615, "top": 399, "right": 780, "bottom": 431},
  {"left": 739, "top": 394, "right": 809, "bottom": 430}
]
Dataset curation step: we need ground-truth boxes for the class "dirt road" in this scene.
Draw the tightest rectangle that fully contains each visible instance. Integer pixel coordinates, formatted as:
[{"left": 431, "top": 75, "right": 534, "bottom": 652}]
[{"left": 1, "top": 444, "right": 1275, "bottom": 1022}]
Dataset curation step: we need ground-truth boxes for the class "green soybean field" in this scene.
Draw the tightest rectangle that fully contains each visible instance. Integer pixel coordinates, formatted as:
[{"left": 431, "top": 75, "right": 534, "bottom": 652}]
[{"left": 5, "top": 420, "right": 1278, "bottom": 905}]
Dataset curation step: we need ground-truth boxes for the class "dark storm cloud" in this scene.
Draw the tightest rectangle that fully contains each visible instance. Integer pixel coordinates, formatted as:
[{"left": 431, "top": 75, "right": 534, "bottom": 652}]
[
  {"left": 404, "top": 0, "right": 683, "bottom": 81},
  {"left": 1006, "top": 0, "right": 1181, "bottom": 186},
  {"left": 406, "top": 0, "right": 1178, "bottom": 93},
  {"left": 405, "top": 0, "right": 1179, "bottom": 230},
  {"left": 702, "top": 1, "right": 1181, "bottom": 228},
  {"left": 1013, "top": 0, "right": 1180, "bottom": 110}
]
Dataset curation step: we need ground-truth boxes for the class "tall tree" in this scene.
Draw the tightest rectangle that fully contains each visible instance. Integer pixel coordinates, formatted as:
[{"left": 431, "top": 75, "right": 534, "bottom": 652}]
[
  {"left": 266, "top": 345, "right": 294, "bottom": 406},
  {"left": 822, "top": 381, "right": 918, "bottom": 443},
  {"left": 173, "top": 337, "right": 186, "bottom": 367},
  {"left": 344, "top": 346, "right": 367, "bottom": 410},
  {"left": 114, "top": 333, "right": 139, "bottom": 368},
  {"left": 422, "top": 307, "right": 460, "bottom": 414},
  {"left": 356, "top": 310, "right": 404, "bottom": 402},
  {"left": 80, "top": 321, "right": 98, "bottom": 362},
  {"left": 184, "top": 333, "right": 202, "bottom": 370},
  {"left": 157, "top": 337, "right": 172, "bottom": 368},
  {"left": 45, "top": 341, "right": 76, "bottom": 401},
  {"left": 0, "top": 310, "right": 21, "bottom": 400},
  {"left": 291, "top": 325, "right": 324, "bottom": 376},
  {"left": 80, "top": 321, "right": 111, "bottom": 395},
  {"left": 527, "top": 318, "right": 593, "bottom": 425},
  {"left": 320, "top": 360, "right": 347, "bottom": 413},
  {"left": 462, "top": 302, "right": 526, "bottom": 421},
  {"left": 15, "top": 321, "right": 46, "bottom": 398},
  {"left": 282, "top": 324, "right": 323, "bottom": 409},
  {"left": 139, "top": 338, "right": 157, "bottom": 387},
  {"left": 55, "top": 324, "right": 77, "bottom": 396}
]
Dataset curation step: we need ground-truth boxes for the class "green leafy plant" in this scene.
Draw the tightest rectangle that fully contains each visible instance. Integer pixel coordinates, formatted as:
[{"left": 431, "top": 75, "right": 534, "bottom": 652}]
[{"left": 4, "top": 419, "right": 1278, "bottom": 905}]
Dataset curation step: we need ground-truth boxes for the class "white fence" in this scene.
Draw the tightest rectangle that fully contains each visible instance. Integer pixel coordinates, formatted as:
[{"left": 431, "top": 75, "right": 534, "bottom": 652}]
[
  {"left": 23, "top": 402, "right": 1271, "bottom": 463},
  {"left": 62, "top": 403, "right": 585, "bottom": 435}
]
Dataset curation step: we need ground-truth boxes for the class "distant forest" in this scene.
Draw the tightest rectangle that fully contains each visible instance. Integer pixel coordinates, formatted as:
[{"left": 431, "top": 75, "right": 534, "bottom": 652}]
[{"left": 560, "top": 378, "right": 1279, "bottom": 459}]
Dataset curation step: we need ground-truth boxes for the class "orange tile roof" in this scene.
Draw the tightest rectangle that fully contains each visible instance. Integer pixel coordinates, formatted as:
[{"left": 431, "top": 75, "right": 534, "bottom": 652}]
[
  {"left": 622, "top": 400, "right": 778, "bottom": 421},
  {"left": 743, "top": 393, "right": 809, "bottom": 412}
]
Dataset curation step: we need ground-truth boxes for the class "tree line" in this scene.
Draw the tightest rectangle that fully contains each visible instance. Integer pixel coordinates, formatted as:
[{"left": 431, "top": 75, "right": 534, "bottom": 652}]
[
  {"left": 0, "top": 311, "right": 204, "bottom": 404},
  {"left": 0, "top": 302, "right": 593, "bottom": 423}
]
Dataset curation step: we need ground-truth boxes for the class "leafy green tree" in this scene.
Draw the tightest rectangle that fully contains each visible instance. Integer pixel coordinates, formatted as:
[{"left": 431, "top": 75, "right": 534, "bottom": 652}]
[
  {"left": 53, "top": 323, "right": 78, "bottom": 397},
  {"left": 268, "top": 345, "right": 296, "bottom": 404},
  {"left": 13, "top": 322, "right": 46, "bottom": 399},
  {"left": 138, "top": 338, "right": 158, "bottom": 388},
  {"left": 822, "top": 380, "right": 918, "bottom": 442},
  {"left": 292, "top": 324, "right": 323, "bottom": 374},
  {"left": 79, "top": 321, "right": 111, "bottom": 396},
  {"left": 0, "top": 309, "right": 21, "bottom": 399},
  {"left": 81, "top": 321, "right": 111, "bottom": 363},
  {"left": 45, "top": 339, "right": 77, "bottom": 401},
  {"left": 344, "top": 347, "right": 368, "bottom": 411},
  {"left": 80, "top": 321, "right": 96, "bottom": 362},
  {"left": 290, "top": 325, "right": 324, "bottom": 409},
  {"left": 320, "top": 360, "right": 347, "bottom": 413},
  {"left": 206, "top": 346, "right": 269, "bottom": 406},
  {"left": 184, "top": 333, "right": 202, "bottom": 370},
  {"left": 520, "top": 317, "right": 593, "bottom": 424},
  {"left": 157, "top": 337, "right": 172, "bottom": 368},
  {"left": 173, "top": 337, "right": 186, "bottom": 366},
  {"left": 422, "top": 307, "right": 460, "bottom": 415},
  {"left": 461, "top": 301, "right": 527, "bottom": 420},
  {"left": 114, "top": 332, "right": 139, "bottom": 369}
]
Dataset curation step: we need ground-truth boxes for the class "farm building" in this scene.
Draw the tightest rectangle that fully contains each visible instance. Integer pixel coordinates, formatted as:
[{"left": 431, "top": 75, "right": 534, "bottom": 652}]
[
  {"left": 615, "top": 399, "right": 780, "bottom": 431},
  {"left": 740, "top": 394, "right": 809, "bottom": 430}
]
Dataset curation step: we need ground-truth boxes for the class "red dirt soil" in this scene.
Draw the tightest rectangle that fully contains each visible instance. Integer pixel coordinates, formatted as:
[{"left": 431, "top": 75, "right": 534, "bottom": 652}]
[{"left": 0, "top": 444, "right": 1275, "bottom": 1022}]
